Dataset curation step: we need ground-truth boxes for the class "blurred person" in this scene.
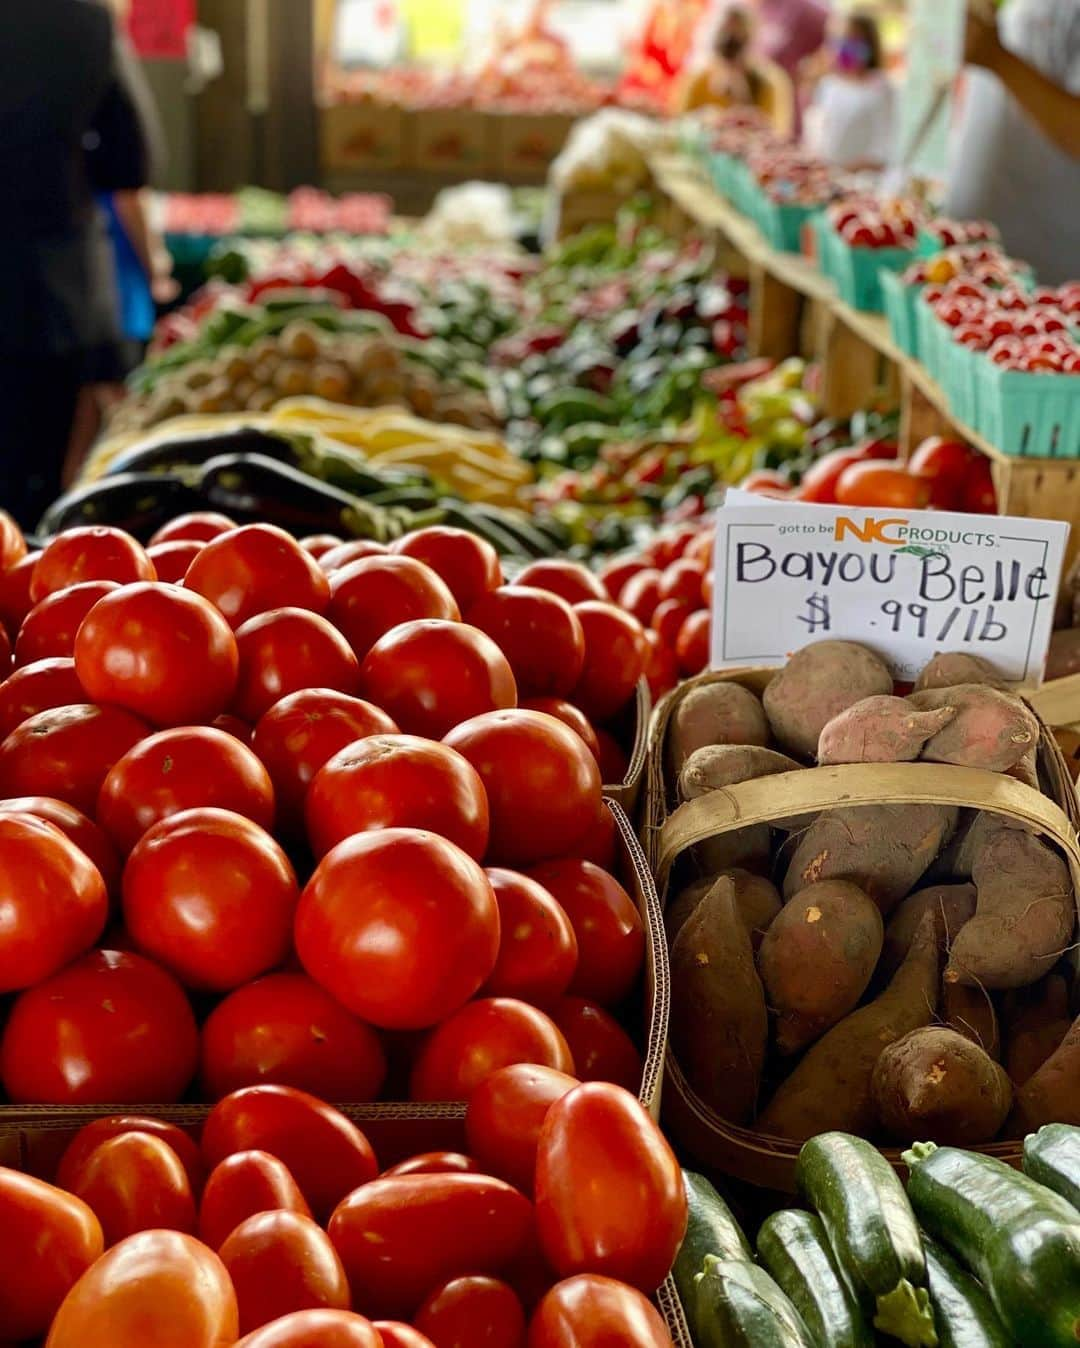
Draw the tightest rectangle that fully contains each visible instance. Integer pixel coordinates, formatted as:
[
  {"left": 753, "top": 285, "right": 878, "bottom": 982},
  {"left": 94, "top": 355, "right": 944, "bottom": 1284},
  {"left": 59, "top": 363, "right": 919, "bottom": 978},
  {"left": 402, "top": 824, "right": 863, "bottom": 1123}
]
[
  {"left": 756, "top": 0, "right": 829, "bottom": 78},
  {"left": 803, "top": 11, "right": 896, "bottom": 170},
  {"left": 677, "top": 4, "right": 794, "bottom": 135}
]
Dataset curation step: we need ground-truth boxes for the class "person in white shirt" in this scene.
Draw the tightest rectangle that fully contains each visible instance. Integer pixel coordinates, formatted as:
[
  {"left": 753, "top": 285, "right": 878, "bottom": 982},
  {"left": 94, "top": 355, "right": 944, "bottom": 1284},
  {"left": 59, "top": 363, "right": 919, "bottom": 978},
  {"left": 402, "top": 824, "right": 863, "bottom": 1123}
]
[{"left": 804, "top": 10, "right": 896, "bottom": 171}]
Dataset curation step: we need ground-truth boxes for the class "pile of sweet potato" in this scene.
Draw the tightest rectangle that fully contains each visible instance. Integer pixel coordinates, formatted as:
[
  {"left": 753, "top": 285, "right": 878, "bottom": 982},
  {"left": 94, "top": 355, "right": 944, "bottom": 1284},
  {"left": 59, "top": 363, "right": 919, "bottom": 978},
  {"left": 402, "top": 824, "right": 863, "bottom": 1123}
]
[{"left": 665, "top": 640, "right": 1080, "bottom": 1149}]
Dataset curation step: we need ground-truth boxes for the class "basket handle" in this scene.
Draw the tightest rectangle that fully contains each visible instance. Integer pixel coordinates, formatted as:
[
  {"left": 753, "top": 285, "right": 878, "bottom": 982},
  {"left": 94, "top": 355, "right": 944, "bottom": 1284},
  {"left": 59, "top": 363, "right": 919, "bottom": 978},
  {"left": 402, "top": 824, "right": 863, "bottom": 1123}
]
[{"left": 1026, "top": 674, "right": 1080, "bottom": 730}]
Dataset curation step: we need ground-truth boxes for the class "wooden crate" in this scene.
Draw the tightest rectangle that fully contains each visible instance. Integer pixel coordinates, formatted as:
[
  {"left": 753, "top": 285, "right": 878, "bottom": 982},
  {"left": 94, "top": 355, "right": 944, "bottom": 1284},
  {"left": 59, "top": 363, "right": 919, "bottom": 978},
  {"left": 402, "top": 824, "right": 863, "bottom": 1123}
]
[
  {"left": 493, "top": 111, "right": 578, "bottom": 181},
  {"left": 412, "top": 106, "right": 494, "bottom": 176},
  {"left": 320, "top": 102, "right": 407, "bottom": 173}
]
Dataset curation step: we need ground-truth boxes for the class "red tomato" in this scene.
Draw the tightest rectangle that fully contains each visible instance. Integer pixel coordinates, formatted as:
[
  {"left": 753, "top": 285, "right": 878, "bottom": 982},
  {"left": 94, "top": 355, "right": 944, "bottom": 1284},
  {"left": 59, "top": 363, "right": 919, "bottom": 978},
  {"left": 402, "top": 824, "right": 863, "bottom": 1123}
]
[
  {"left": 15, "top": 579, "right": 120, "bottom": 665},
  {"left": 527, "top": 1275, "right": 674, "bottom": 1347},
  {"left": 598, "top": 557, "right": 644, "bottom": 602},
  {"left": 31, "top": 527, "right": 155, "bottom": 603},
  {"left": 0, "top": 792, "right": 114, "bottom": 891},
  {"left": 657, "top": 560, "right": 705, "bottom": 607},
  {"left": 518, "top": 698, "right": 599, "bottom": 760},
  {"left": 571, "top": 603, "right": 646, "bottom": 723},
  {"left": 232, "top": 607, "right": 361, "bottom": 723},
  {"left": 328, "top": 1173, "right": 534, "bottom": 1319},
  {"left": 296, "top": 828, "right": 499, "bottom": 1031},
  {"left": 147, "top": 538, "right": 206, "bottom": 583},
  {"left": 482, "top": 869, "right": 578, "bottom": 1006},
  {"left": 617, "top": 570, "right": 661, "bottom": 627},
  {"left": 328, "top": 555, "right": 459, "bottom": 659},
  {"left": 834, "top": 462, "right": 932, "bottom": 509},
  {"left": 393, "top": 526, "right": 503, "bottom": 611},
  {"left": 549, "top": 998, "right": 642, "bottom": 1092},
  {"left": 465, "top": 587, "right": 585, "bottom": 700},
  {"left": 0, "top": 812, "right": 107, "bottom": 992},
  {"left": 318, "top": 540, "right": 388, "bottom": 573},
  {"left": 410, "top": 998, "right": 574, "bottom": 1102},
  {"left": 570, "top": 801, "right": 618, "bottom": 870},
  {"left": 674, "top": 610, "right": 710, "bottom": 677},
  {"left": 306, "top": 733, "right": 489, "bottom": 861},
  {"left": 0, "top": 550, "right": 40, "bottom": 639},
  {"left": 360, "top": 620, "right": 517, "bottom": 739},
  {"left": 0, "top": 1168, "right": 103, "bottom": 1341},
  {"left": 382, "top": 1153, "right": 479, "bottom": 1178},
  {"left": 0, "top": 511, "right": 26, "bottom": 571},
  {"left": 526, "top": 860, "right": 643, "bottom": 1009},
  {"left": 252, "top": 689, "right": 397, "bottom": 830},
  {"left": 236, "top": 1310, "right": 386, "bottom": 1347},
  {"left": 908, "top": 437, "right": 974, "bottom": 509},
  {"left": 415, "top": 1276, "right": 526, "bottom": 1348},
  {"left": 221, "top": 1210, "right": 351, "bottom": 1335},
  {"left": 202, "top": 1085, "right": 378, "bottom": 1223},
  {"left": 651, "top": 598, "right": 692, "bottom": 648},
  {"left": 444, "top": 710, "right": 602, "bottom": 868},
  {"left": 43, "top": 1229, "right": 238, "bottom": 1348},
  {"left": 642, "top": 630, "right": 679, "bottom": 702},
  {"left": 214, "top": 712, "right": 254, "bottom": 743},
  {"left": 0, "top": 702, "right": 148, "bottom": 815},
  {"left": 74, "top": 582, "right": 239, "bottom": 727},
  {"left": 960, "top": 457, "right": 998, "bottom": 514},
  {"left": 200, "top": 972, "right": 386, "bottom": 1102},
  {"left": 515, "top": 561, "right": 605, "bottom": 606},
  {"left": 796, "top": 449, "right": 865, "bottom": 504},
  {"left": 465, "top": 1063, "right": 579, "bottom": 1195},
  {"left": 199, "top": 1151, "right": 313, "bottom": 1251},
  {"left": 375, "top": 1324, "right": 437, "bottom": 1348},
  {"left": 151, "top": 512, "right": 237, "bottom": 545},
  {"left": 535, "top": 1083, "right": 686, "bottom": 1293},
  {"left": 0, "top": 625, "right": 10, "bottom": 679},
  {"left": 57, "top": 1117, "right": 204, "bottom": 1198},
  {"left": 740, "top": 470, "right": 790, "bottom": 493},
  {"left": 185, "top": 524, "right": 331, "bottom": 628},
  {"left": 67, "top": 1132, "right": 196, "bottom": 1246},
  {"left": 299, "top": 534, "right": 345, "bottom": 559},
  {"left": 98, "top": 725, "right": 275, "bottom": 854}
]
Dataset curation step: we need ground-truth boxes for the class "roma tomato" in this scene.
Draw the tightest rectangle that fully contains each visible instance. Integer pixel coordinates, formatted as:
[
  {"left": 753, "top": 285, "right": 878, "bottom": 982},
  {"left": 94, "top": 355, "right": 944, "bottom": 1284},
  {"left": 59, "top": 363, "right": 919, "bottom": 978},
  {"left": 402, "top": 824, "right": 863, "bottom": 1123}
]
[
  {"left": 0, "top": 511, "right": 26, "bottom": 571},
  {"left": 66, "top": 1132, "right": 196, "bottom": 1246},
  {"left": 237, "top": 1310, "right": 386, "bottom": 1347},
  {"left": 232, "top": 607, "right": 361, "bottom": 723},
  {"left": 535, "top": 1084, "right": 686, "bottom": 1293},
  {"left": 328, "top": 1173, "right": 534, "bottom": 1319},
  {"left": 375, "top": 1324, "right": 436, "bottom": 1348},
  {"left": 0, "top": 550, "right": 39, "bottom": 639},
  {"left": 549, "top": 999, "right": 642, "bottom": 1093},
  {"left": 151, "top": 512, "right": 236, "bottom": 545},
  {"left": 465, "top": 587, "right": 585, "bottom": 700},
  {"left": 306, "top": 734, "right": 489, "bottom": 861},
  {"left": 299, "top": 535, "right": 345, "bottom": 559},
  {"left": 617, "top": 570, "right": 661, "bottom": 627},
  {"left": 410, "top": 998, "right": 574, "bottom": 1102},
  {"left": 382, "top": 1153, "right": 479, "bottom": 1178},
  {"left": 517, "top": 698, "right": 599, "bottom": 760},
  {"left": 834, "top": 462, "right": 931, "bottom": 509},
  {"left": 527, "top": 1275, "right": 673, "bottom": 1347},
  {"left": 31, "top": 527, "right": 155, "bottom": 604},
  {"left": 97, "top": 725, "right": 275, "bottom": 854},
  {"left": 200, "top": 973, "right": 386, "bottom": 1102},
  {"left": 0, "top": 656, "right": 86, "bottom": 739},
  {"left": 415, "top": 1277, "right": 526, "bottom": 1348},
  {"left": 674, "top": 609, "right": 710, "bottom": 677},
  {"left": 0, "top": 948, "right": 198, "bottom": 1104},
  {"left": 199, "top": 1151, "right": 312, "bottom": 1251},
  {"left": 15, "top": 579, "right": 120, "bottom": 665},
  {"left": 0, "top": 703, "right": 148, "bottom": 815},
  {"left": 185, "top": 524, "right": 331, "bottom": 628},
  {"left": 57, "top": 1116, "right": 204, "bottom": 1197},
  {"left": 318, "top": 540, "right": 388, "bottom": 573},
  {"left": 444, "top": 710, "right": 601, "bottom": 868},
  {"left": 328, "top": 555, "right": 459, "bottom": 659},
  {"left": 482, "top": 869, "right": 578, "bottom": 1007},
  {"left": 202, "top": 1085, "right": 378, "bottom": 1223},
  {"left": 571, "top": 603, "right": 646, "bottom": 723},
  {"left": 147, "top": 539, "right": 206, "bottom": 583},
  {"left": 465, "top": 1064, "right": 579, "bottom": 1195},
  {"left": 393, "top": 526, "right": 503, "bottom": 612},
  {"left": 43, "top": 1229, "right": 238, "bottom": 1348},
  {"left": 0, "top": 1168, "right": 103, "bottom": 1341},
  {"left": 515, "top": 561, "right": 605, "bottom": 606},
  {"left": 220, "top": 1211, "right": 350, "bottom": 1335},
  {"left": 74, "top": 582, "right": 239, "bottom": 726}
]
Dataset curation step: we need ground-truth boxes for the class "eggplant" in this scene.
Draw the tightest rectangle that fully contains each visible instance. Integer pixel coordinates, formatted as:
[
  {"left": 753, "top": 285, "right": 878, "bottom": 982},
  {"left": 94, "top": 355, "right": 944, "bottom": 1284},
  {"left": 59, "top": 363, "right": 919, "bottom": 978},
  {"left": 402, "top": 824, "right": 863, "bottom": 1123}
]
[
  {"left": 37, "top": 473, "right": 203, "bottom": 541},
  {"left": 106, "top": 427, "right": 305, "bottom": 478}
]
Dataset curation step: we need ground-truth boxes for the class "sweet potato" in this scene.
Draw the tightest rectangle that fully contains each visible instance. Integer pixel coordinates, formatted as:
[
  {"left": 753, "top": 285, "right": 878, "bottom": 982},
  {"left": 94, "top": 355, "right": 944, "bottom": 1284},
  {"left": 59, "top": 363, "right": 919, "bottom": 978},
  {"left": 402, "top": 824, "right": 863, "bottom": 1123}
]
[
  {"left": 757, "top": 911, "right": 941, "bottom": 1141},
  {"left": 871, "top": 1026, "right": 1012, "bottom": 1145},
  {"left": 666, "top": 682, "right": 770, "bottom": 780},
  {"left": 665, "top": 870, "right": 782, "bottom": 950},
  {"left": 694, "top": 826, "right": 773, "bottom": 878},
  {"left": 817, "top": 695, "right": 956, "bottom": 765},
  {"left": 913, "top": 652, "right": 1005, "bottom": 692},
  {"left": 1003, "top": 974, "right": 1073, "bottom": 1086},
  {"left": 782, "top": 803, "right": 958, "bottom": 915},
  {"left": 908, "top": 685, "right": 1040, "bottom": 773},
  {"left": 762, "top": 640, "right": 892, "bottom": 759},
  {"left": 1010, "top": 1012, "right": 1080, "bottom": 1130},
  {"left": 1046, "top": 627, "right": 1080, "bottom": 681},
  {"left": 880, "top": 883, "right": 977, "bottom": 980},
  {"left": 678, "top": 744, "right": 801, "bottom": 801},
  {"left": 758, "top": 880, "right": 884, "bottom": 1054},
  {"left": 1053, "top": 728, "right": 1080, "bottom": 784},
  {"left": 670, "top": 882, "right": 768, "bottom": 1124},
  {"left": 942, "top": 981, "right": 1001, "bottom": 1059}
]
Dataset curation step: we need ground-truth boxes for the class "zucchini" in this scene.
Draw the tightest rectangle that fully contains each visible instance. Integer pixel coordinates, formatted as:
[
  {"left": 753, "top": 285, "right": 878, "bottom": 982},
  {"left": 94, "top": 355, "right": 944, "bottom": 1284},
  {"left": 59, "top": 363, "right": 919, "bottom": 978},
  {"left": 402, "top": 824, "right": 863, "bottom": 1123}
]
[
  {"left": 906, "top": 1140, "right": 1080, "bottom": 1348},
  {"left": 1023, "top": 1124, "right": 1080, "bottom": 1212},
  {"left": 757, "top": 1208, "right": 873, "bottom": 1348},
  {"left": 797, "top": 1132, "right": 936, "bottom": 1347},
  {"left": 923, "top": 1236, "right": 1011, "bottom": 1348},
  {"left": 673, "top": 1172, "right": 751, "bottom": 1328},
  {"left": 694, "top": 1256, "right": 817, "bottom": 1348}
]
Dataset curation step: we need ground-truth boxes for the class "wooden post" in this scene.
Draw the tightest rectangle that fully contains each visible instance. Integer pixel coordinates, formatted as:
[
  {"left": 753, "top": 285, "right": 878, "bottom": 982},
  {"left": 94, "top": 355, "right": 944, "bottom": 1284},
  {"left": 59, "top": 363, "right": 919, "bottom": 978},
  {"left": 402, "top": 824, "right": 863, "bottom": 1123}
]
[{"left": 750, "top": 265, "right": 802, "bottom": 360}]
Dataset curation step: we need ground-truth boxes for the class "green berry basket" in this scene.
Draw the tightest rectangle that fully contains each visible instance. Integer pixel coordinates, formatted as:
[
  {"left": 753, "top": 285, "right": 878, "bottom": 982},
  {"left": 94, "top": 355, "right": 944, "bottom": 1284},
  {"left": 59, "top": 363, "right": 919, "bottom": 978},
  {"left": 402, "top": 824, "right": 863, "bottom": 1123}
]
[
  {"left": 944, "top": 337, "right": 983, "bottom": 428},
  {"left": 706, "top": 150, "right": 740, "bottom": 199},
  {"left": 827, "top": 234, "right": 914, "bottom": 313},
  {"left": 754, "top": 194, "right": 821, "bottom": 253},
  {"left": 975, "top": 361, "right": 1080, "bottom": 457},
  {"left": 915, "top": 296, "right": 950, "bottom": 384},
  {"left": 881, "top": 268, "right": 921, "bottom": 356}
]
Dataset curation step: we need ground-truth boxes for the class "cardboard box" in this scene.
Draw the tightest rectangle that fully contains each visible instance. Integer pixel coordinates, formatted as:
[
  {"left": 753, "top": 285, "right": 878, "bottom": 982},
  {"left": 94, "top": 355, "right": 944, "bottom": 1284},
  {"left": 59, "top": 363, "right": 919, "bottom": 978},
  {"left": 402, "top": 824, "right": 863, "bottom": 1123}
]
[
  {"left": 412, "top": 106, "right": 494, "bottom": 175},
  {"left": 320, "top": 102, "right": 407, "bottom": 173},
  {"left": 493, "top": 110, "right": 579, "bottom": 181}
]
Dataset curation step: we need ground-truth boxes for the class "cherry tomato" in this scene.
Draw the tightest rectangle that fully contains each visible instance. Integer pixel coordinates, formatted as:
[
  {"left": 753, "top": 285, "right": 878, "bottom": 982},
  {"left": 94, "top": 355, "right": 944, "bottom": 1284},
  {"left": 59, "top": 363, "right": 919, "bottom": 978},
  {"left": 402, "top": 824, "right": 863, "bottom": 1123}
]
[
  {"left": 328, "top": 555, "right": 459, "bottom": 659},
  {"left": 328, "top": 1173, "right": 534, "bottom": 1319},
  {"left": 232, "top": 607, "right": 361, "bottom": 723},
  {"left": 198, "top": 1151, "right": 312, "bottom": 1251},
  {"left": 237, "top": 1310, "right": 386, "bottom": 1347},
  {"left": 796, "top": 449, "right": 865, "bottom": 504},
  {"left": 482, "top": 868, "right": 578, "bottom": 1007},
  {"left": 98, "top": 725, "right": 275, "bottom": 853},
  {"left": 221, "top": 1210, "right": 351, "bottom": 1335},
  {"left": 598, "top": 557, "right": 644, "bottom": 602},
  {"left": 960, "top": 456, "right": 998, "bottom": 514},
  {"left": 0, "top": 511, "right": 26, "bottom": 571},
  {"left": 651, "top": 597, "right": 692, "bottom": 648},
  {"left": 0, "top": 550, "right": 40, "bottom": 638},
  {"left": 299, "top": 534, "right": 345, "bottom": 559},
  {"left": 57, "top": 1117, "right": 204, "bottom": 1198},
  {"left": 518, "top": 698, "right": 599, "bottom": 759},
  {"left": 0, "top": 658, "right": 83, "bottom": 739},
  {"left": 465, "top": 1063, "right": 580, "bottom": 1195},
  {"left": 549, "top": 998, "right": 642, "bottom": 1092},
  {"left": 642, "top": 630, "right": 679, "bottom": 701},
  {"left": 375, "top": 1324, "right": 437, "bottom": 1348},
  {"left": 382, "top": 1153, "right": 479, "bottom": 1178},
  {"left": 0, "top": 1167, "right": 103, "bottom": 1341},
  {"left": 571, "top": 603, "right": 646, "bottom": 723},
  {"left": 151, "top": 512, "right": 237, "bottom": 545},
  {"left": 200, "top": 972, "right": 386, "bottom": 1102},
  {"left": 674, "top": 609, "right": 710, "bottom": 677},
  {"left": 444, "top": 710, "right": 601, "bottom": 868},
  {"left": 185, "top": 523, "right": 331, "bottom": 628},
  {"left": 834, "top": 462, "right": 931, "bottom": 509},
  {"left": 67, "top": 1131, "right": 196, "bottom": 1246},
  {"left": 296, "top": 828, "right": 499, "bottom": 1031},
  {"left": 1, "top": 948, "right": 198, "bottom": 1104},
  {"left": 31, "top": 527, "right": 155, "bottom": 603},
  {"left": 74, "top": 582, "right": 239, "bottom": 726},
  {"left": 393, "top": 526, "right": 503, "bottom": 611},
  {"left": 0, "top": 702, "right": 148, "bottom": 815},
  {"left": 527, "top": 1275, "right": 674, "bottom": 1347},
  {"left": 147, "top": 538, "right": 206, "bottom": 583},
  {"left": 306, "top": 733, "right": 489, "bottom": 861},
  {"left": 465, "top": 586, "right": 585, "bottom": 700},
  {"left": 318, "top": 540, "right": 389, "bottom": 573},
  {"left": 415, "top": 1276, "right": 526, "bottom": 1348},
  {"left": 202, "top": 1085, "right": 378, "bottom": 1223},
  {"left": 515, "top": 562, "right": 606, "bottom": 606},
  {"left": 15, "top": 579, "right": 120, "bottom": 665},
  {"left": 617, "top": 570, "right": 662, "bottom": 627}
]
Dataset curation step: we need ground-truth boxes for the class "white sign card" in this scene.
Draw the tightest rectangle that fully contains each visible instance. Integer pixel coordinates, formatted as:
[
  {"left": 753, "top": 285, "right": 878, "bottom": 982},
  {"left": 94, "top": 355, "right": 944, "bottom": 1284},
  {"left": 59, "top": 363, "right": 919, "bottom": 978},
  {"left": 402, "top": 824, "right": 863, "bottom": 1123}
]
[{"left": 711, "top": 494, "right": 1068, "bottom": 684}]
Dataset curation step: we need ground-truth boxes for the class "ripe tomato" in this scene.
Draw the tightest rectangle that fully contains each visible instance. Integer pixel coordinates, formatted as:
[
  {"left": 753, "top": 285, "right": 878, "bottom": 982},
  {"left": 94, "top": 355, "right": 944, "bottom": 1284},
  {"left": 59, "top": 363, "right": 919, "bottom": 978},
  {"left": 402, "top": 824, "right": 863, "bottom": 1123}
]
[
  {"left": 31, "top": 527, "right": 155, "bottom": 603},
  {"left": 674, "top": 609, "right": 710, "bottom": 677},
  {"left": 0, "top": 657, "right": 85, "bottom": 739},
  {"left": 233, "top": 607, "right": 360, "bottom": 723},
  {"left": 535, "top": 1083, "right": 686, "bottom": 1293},
  {"left": 834, "top": 462, "right": 931, "bottom": 509},
  {"left": 526, "top": 860, "right": 643, "bottom": 1008},
  {"left": 617, "top": 570, "right": 662, "bottom": 627},
  {"left": 482, "top": 869, "right": 578, "bottom": 1006},
  {"left": 598, "top": 557, "right": 645, "bottom": 602},
  {"left": 908, "top": 437, "right": 974, "bottom": 509},
  {"left": 515, "top": 561, "right": 605, "bottom": 606},
  {"left": 375, "top": 1324, "right": 437, "bottom": 1348},
  {"left": 66, "top": 1132, "right": 196, "bottom": 1246},
  {"left": 0, "top": 1168, "right": 103, "bottom": 1341},
  {"left": 642, "top": 630, "right": 679, "bottom": 701},
  {"left": 199, "top": 1151, "right": 312, "bottom": 1251},
  {"left": 518, "top": 698, "right": 599, "bottom": 760},
  {"left": 0, "top": 812, "right": 107, "bottom": 992},
  {"left": 570, "top": 800, "right": 618, "bottom": 869},
  {"left": 123, "top": 808, "right": 298, "bottom": 992},
  {"left": 57, "top": 1117, "right": 204, "bottom": 1197},
  {"left": 221, "top": 1210, "right": 351, "bottom": 1335},
  {"left": 382, "top": 1153, "right": 479, "bottom": 1178},
  {"left": 306, "top": 734, "right": 489, "bottom": 861},
  {"left": 571, "top": 603, "right": 646, "bottom": 723},
  {"left": 185, "top": 523, "right": 331, "bottom": 628},
  {"left": 200, "top": 972, "right": 386, "bottom": 1102},
  {"left": 147, "top": 538, "right": 207, "bottom": 583},
  {"left": 0, "top": 550, "right": 40, "bottom": 638},
  {"left": 328, "top": 555, "right": 459, "bottom": 659},
  {"left": 74, "top": 582, "right": 240, "bottom": 726},
  {"left": 15, "top": 579, "right": 120, "bottom": 665},
  {"left": 43, "top": 1229, "right": 238, "bottom": 1348},
  {"left": 527, "top": 1275, "right": 674, "bottom": 1347},
  {"left": 410, "top": 998, "right": 574, "bottom": 1101},
  {"left": 796, "top": 449, "right": 865, "bottom": 504},
  {"left": 549, "top": 998, "right": 642, "bottom": 1093},
  {"left": 651, "top": 597, "right": 692, "bottom": 649},
  {"left": 1, "top": 949, "right": 198, "bottom": 1104},
  {"left": 0, "top": 702, "right": 148, "bottom": 815},
  {"left": 299, "top": 535, "right": 344, "bottom": 559},
  {"left": 444, "top": 710, "right": 601, "bottom": 867},
  {"left": 465, "top": 1063, "right": 579, "bottom": 1195},
  {"left": 657, "top": 560, "right": 705, "bottom": 608},
  {"left": 465, "top": 587, "right": 585, "bottom": 700},
  {"left": 237, "top": 1310, "right": 386, "bottom": 1347},
  {"left": 202, "top": 1085, "right": 378, "bottom": 1223},
  {"left": 0, "top": 511, "right": 26, "bottom": 571},
  {"left": 296, "top": 828, "right": 499, "bottom": 1031},
  {"left": 415, "top": 1276, "right": 526, "bottom": 1348},
  {"left": 98, "top": 725, "right": 275, "bottom": 853},
  {"left": 328, "top": 1173, "right": 533, "bottom": 1319},
  {"left": 215, "top": 712, "right": 253, "bottom": 742},
  {"left": 0, "top": 625, "right": 10, "bottom": 679},
  {"left": 318, "top": 540, "right": 388, "bottom": 573},
  {"left": 393, "top": 526, "right": 503, "bottom": 611},
  {"left": 151, "top": 512, "right": 236, "bottom": 545},
  {"left": 960, "top": 456, "right": 998, "bottom": 514}
]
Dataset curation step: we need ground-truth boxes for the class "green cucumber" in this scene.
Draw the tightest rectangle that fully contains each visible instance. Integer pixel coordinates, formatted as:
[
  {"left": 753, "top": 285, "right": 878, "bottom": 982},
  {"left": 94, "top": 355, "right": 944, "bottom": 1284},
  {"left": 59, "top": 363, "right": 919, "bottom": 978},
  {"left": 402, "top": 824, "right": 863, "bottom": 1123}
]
[
  {"left": 757, "top": 1208, "right": 873, "bottom": 1348},
  {"left": 1023, "top": 1124, "right": 1080, "bottom": 1212},
  {"left": 694, "top": 1256, "right": 817, "bottom": 1348},
  {"left": 905, "top": 1141, "right": 1080, "bottom": 1348},
  {"left": 797, "top": 1132, "right": 936, "bottom": 1347},
  {"left": 923, "top": 1236, "right": 1011, "bottom": 1348},
  {"left": 673, "top": 1172, "right": 751, "bottom": 1326}
]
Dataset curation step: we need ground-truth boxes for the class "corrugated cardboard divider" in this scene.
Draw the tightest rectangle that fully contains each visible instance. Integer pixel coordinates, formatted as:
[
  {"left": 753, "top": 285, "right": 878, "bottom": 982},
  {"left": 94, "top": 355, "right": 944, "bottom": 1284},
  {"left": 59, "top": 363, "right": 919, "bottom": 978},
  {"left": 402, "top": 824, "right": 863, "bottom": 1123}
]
[{"left": 603, "top": 678, "right": 652, "bottom": 818}]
